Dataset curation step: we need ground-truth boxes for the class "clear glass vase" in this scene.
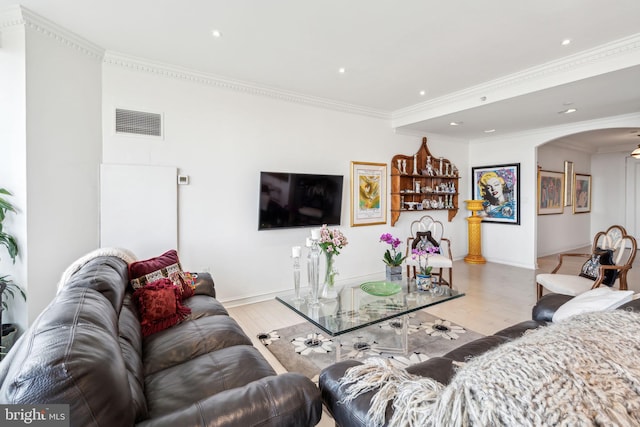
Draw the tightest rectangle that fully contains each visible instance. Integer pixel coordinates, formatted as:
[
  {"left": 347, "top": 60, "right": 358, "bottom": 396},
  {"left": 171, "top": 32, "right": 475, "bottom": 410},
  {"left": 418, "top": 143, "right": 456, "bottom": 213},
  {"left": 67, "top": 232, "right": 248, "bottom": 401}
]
[{"left": 320, "top": 251, "right": 338, "bottom": 299}]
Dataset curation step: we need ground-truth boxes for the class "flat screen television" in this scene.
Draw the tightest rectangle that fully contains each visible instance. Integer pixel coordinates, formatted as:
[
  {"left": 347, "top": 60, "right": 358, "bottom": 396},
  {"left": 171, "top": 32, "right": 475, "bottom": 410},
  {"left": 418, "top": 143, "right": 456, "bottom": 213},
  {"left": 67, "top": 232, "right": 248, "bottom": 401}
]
[{"left": 259, "top": 171, "right": 344, "bottom": 230}]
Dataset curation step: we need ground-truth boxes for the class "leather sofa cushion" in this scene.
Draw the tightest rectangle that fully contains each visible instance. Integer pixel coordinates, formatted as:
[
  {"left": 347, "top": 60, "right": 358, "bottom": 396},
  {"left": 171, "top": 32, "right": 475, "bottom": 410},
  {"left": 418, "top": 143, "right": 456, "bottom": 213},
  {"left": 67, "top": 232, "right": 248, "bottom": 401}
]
[
  {"left": 533, "top": 293, "right": 574, "bottom": 322},
  {"left": 144, "top": 345, "right": 276, "bottom": 418},
  {"left": 406, "top": 356, "right": 456, "bottom": 385},
  {"left": 182, "top": 294, "right": 229, "bottom": 320},
  {"left": 119, "top": 294, "right": 148, "bottom": 421},
  {"left": 142, "top": 314, "right": 253, "bottom": 376},
  {"left": 0, "top": 289, "right": 135, "bottom": 426},
  {"left": 494, "top": 320, "right": 543, "bottom": 339},
  {"left": 59, "top": 256, "right": 129, "bottom": 313},
  {"left": 320, "top": 360, "right": 377, "bottom": 427},
  {"left": 442, "top": 335, "right": 509, "bottom": 362}
]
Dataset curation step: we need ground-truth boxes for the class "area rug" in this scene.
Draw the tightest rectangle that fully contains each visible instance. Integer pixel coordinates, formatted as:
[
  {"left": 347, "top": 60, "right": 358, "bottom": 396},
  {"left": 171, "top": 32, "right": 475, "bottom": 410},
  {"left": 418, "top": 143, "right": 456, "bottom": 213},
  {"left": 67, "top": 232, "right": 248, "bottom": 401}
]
[{"left": 257, "top": 310, "right": 483, "bottom": 382}]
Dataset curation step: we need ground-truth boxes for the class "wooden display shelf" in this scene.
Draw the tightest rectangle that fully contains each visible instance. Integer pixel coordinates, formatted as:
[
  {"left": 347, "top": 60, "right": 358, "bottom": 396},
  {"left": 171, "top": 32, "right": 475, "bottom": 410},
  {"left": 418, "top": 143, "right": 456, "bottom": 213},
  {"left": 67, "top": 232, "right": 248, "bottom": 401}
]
[{"left": 390, "top": 137, "right": 459, "bottom": 226}]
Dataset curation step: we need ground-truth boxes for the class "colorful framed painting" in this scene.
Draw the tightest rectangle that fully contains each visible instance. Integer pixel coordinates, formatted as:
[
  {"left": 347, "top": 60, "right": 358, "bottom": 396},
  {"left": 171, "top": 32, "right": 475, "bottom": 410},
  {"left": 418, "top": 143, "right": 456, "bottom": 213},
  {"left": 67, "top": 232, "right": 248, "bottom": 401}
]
[
  {"left": 471, "top": 163, "right": 520, "bottom": 225},
  {"left": 537, "top": 170, "right": 564, "bottom": 215},
  {"left": 573, "top": 173, "right": 591, "bottom": 214},
  {"left": 350, "top": 161, "right": 387, "bottom": 226}
]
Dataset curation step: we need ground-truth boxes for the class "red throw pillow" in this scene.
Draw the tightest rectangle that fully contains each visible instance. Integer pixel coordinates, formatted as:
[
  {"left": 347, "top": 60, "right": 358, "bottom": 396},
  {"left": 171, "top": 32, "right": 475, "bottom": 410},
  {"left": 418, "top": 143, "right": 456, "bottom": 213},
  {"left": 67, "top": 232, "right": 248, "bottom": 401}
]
[
  {"left": 129, "top": 250, "right": 183, "bottom": 290},
  {"left": 133, "top": 278, "right": 191, "bottom": 337}
]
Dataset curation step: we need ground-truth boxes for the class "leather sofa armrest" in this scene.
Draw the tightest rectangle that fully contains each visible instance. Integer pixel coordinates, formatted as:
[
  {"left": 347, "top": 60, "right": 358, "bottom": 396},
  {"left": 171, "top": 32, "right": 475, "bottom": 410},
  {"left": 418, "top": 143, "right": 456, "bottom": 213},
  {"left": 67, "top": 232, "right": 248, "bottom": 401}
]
[
  {"left": 136, "top": 373, "right": 321, "bottom": 427},
  {"left": 193, "top": 272, "right": 216, "bottom": 298},
  {"left": 532, "top": 293, "right": 573, "bottom": 322}
]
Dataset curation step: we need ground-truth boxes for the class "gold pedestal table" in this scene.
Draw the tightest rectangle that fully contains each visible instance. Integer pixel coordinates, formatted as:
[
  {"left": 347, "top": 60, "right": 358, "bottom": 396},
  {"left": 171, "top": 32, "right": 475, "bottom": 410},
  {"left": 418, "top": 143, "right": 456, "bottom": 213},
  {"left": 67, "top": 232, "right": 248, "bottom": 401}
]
[{"left": 464, "top": 200, "right": 486, "bottom": 264}]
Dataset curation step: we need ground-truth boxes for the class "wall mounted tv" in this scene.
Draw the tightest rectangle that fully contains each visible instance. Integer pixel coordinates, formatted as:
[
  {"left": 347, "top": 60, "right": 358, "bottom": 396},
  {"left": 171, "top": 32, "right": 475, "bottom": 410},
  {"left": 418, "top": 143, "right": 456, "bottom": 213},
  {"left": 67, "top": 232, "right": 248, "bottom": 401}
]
[{"left": 259, "top": 172, "right": 344, "bottom": 230}]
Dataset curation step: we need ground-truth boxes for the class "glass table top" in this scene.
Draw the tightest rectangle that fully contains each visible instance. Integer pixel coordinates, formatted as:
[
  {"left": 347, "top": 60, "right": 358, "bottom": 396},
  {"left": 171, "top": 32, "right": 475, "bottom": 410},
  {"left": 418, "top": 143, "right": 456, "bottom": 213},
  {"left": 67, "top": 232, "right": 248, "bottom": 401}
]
[{"left": 276, "top": 276, "right": 464, "bottom": 337}]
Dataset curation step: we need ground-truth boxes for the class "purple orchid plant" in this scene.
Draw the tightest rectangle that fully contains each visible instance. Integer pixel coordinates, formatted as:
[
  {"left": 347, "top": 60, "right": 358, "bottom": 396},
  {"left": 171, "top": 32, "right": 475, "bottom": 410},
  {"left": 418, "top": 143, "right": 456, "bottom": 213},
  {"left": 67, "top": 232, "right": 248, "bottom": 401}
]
[
  {"left": 411, "top": 245, "right": 439, "bottom": 275},
  {"left": 380, "top": 233, "right": 407, "bottom": 267}
]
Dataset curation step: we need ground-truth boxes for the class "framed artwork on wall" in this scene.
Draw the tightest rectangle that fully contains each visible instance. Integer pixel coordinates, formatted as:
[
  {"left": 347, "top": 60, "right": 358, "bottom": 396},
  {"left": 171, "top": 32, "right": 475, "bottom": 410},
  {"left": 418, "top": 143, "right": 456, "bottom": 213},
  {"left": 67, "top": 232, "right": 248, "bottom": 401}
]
[
  {"left": 350, "top": 161, "right": 387, "bottom": 226},
  {"left": 564, "top": 161, "right": 573, "bottom": 206},
  {"left": 471, "top": 163, "right": 520, "bottom": 225},
  {"left": 537, "top": 170, "right": 564, "bottom": 215},
  {"left": 573, "top": 173, "right": 592, "bottom": 213}
]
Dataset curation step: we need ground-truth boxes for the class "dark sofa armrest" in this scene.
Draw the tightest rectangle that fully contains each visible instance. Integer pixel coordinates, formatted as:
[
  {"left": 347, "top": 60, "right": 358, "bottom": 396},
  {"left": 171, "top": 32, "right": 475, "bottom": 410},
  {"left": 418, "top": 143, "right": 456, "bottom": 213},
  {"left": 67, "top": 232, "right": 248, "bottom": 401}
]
[
  {"left": 136, "top": 373, "right": 321, "bottom": 427},
  {"left": 192, "top": 272, "right": 216, "bottom": 298},
  {"left": 532, "top": 293, "right": 573, "bottom": 322}
]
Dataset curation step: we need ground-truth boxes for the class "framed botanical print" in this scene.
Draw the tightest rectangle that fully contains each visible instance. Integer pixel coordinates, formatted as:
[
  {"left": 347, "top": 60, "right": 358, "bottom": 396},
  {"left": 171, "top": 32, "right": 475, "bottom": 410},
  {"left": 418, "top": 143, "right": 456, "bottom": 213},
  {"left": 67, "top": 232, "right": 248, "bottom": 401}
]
[
  {"left": 537, "top": 170, "right": 564, "bottom": 215},
  {"left": 471, "top": 163, "right": 520, "bottom": 225},
  {"left": 350, "top": 161, "right": 387, "bottom": 226},
  {"left": 573, "top": 173, "right": 591, "bottom": 213}
]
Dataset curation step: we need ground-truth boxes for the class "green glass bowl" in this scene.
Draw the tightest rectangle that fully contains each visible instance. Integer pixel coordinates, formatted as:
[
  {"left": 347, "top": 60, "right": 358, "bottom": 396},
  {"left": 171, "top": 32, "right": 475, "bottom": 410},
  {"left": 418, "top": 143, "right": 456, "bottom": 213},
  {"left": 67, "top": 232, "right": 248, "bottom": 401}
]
[{"left": 360, "top": 281, "right": 402, "bottom": 296}]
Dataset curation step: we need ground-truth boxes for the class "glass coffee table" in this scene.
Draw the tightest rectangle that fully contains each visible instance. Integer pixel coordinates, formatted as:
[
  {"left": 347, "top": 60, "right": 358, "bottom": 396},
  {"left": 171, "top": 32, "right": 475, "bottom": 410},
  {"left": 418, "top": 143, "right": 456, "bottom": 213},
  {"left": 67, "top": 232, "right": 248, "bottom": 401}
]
[{"left": 276, "top": 276, "right": 464, "bottom": 360}]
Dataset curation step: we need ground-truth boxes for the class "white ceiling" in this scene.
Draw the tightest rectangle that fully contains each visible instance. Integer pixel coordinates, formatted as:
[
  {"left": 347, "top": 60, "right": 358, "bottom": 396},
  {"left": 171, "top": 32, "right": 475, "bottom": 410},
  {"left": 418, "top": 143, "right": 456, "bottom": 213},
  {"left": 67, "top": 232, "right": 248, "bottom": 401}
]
[{"left": 2, "top": 0, "right": 640, "bottom": 150}]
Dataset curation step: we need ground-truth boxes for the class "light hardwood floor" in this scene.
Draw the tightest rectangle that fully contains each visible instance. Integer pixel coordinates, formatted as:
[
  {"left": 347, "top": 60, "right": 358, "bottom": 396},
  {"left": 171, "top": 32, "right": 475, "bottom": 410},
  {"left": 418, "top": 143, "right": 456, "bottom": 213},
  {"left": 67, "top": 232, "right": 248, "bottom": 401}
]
[{"left": 226, "top": 247, "right": 639, "bottom": 426}]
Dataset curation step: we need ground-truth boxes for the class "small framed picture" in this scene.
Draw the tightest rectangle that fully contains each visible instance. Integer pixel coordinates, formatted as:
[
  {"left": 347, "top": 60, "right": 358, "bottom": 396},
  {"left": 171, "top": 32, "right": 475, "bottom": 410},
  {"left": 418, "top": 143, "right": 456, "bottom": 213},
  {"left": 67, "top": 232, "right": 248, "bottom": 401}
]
[
  {"left": 563, "top": 161, "right": 573, "bottom": 206},
  {"left": 350, "top": 161, "right": 387, "bottom": 226},
  {"left": 471, "top": 163, "right": 520, "bottom": 225},
  {"left": 537, "top": 170, "right": 564, "bottom": 215},
  {"left": 573, "top": 173, "right": 592, "bottom": 213}
]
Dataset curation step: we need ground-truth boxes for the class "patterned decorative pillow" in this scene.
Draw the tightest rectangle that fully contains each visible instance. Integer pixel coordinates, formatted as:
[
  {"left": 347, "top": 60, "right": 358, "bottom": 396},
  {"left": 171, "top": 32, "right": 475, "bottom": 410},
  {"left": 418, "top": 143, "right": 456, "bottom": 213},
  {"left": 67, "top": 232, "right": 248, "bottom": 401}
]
[
  {"left": 132, "top": 278, "right": 191, "bottom": 337},
  {"left": 168, "top": 270, "right": 195, "bottom": 300},
  {"left": 129, "top": 250, "right": 183, "bottom": 290},
  {"left": 412, "top": 231, "right": 441, "bottom": 254},
  {"left": 579, "top": 247, "right": 617, "bottom": 286}
]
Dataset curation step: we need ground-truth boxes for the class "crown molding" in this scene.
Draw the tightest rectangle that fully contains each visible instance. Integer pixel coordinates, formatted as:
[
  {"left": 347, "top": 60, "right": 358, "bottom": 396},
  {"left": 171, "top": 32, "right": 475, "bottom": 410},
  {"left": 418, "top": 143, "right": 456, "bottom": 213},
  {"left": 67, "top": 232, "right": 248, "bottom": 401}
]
[
  {"left": 392, "top": 33, "right": 640, "bottom": 125},
  {"left": 0, "top": 6, "right": 103, "bottom": 59},
  {"left": 104, "top": 51, "right": 390, "bottom": 120}
]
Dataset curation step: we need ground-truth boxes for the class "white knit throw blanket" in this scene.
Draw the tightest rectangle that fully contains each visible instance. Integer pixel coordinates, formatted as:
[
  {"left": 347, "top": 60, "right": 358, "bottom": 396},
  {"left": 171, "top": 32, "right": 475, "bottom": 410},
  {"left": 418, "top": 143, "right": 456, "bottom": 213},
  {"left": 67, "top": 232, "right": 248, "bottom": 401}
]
[
  {"left": 57, "top": 247, "right": 138, "bottom": 292},
  {"left": 339, "top": 310, "right": 640, "bottom": 427}
]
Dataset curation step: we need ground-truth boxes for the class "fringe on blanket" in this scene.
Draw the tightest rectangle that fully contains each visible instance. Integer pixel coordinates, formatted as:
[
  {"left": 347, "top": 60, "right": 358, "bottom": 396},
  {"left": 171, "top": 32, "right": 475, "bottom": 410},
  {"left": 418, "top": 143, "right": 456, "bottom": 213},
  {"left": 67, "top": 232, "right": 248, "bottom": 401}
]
[
  {"left": 57, "top": 247, "right": 138, "bottom": 292},
  {"left": 338, "top": 357, "right": 444, "bottom": 427},
  {"left": 337, "top": 310, "right": 640, "bottom": 427}
]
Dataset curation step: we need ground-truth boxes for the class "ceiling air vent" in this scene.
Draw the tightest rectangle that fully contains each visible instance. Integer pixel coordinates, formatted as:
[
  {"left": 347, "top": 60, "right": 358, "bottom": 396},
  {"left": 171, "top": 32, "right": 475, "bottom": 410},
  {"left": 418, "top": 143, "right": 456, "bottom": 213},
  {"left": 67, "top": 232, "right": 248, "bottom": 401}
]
[{"left": 115, "top": 108, "right": 162, "bottom": 137}]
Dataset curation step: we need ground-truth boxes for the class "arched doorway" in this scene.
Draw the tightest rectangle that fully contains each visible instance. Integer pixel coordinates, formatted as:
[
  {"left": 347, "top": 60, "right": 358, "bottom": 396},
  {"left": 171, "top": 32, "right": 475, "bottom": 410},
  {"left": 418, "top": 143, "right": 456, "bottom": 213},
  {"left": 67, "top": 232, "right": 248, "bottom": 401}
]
[{"left": 536, "top": 127, "right": 640, "bottom": 258}]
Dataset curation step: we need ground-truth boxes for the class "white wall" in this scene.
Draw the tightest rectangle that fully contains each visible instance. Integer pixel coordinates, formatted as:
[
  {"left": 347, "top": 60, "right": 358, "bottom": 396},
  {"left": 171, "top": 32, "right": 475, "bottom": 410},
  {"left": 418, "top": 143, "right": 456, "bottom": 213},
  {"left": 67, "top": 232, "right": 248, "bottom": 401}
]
[
  {"left": 470, "top": 113, "right": 640, "bottom": 268},
  {"left": 536, "top": 144, "right": 591, "bottom": 256},
  {"left": 101, "top": 61, "right": 470, "bottom": 303},
  {"left": 0, "top": 9, "right": 103, "bottom": 328},
  {"left": 591, "top": 152, "right": 629, "bottom": 236}
]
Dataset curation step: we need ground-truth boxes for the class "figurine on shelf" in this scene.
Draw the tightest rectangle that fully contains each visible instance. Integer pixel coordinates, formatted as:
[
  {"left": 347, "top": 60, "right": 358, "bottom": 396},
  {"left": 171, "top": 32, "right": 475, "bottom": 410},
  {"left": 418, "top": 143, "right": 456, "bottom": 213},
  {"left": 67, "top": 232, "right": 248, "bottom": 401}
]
[
  {"left": 402, "top": 159, "right": 407, "bottom": 175},
  {"left": 451, "top": 164, "right": 458, "bottom": 176},
  {"left": 412, "top": 154, "right": 418, "bottom": 175},
  {"left": 396, "top": 159, "right": 402, "bottom": 174},
  {"left": 439, "top": 157, "right": 444, "bottom": 176},
  {"left": 425, "top": 161, "right": 434, "bottom": 176}
]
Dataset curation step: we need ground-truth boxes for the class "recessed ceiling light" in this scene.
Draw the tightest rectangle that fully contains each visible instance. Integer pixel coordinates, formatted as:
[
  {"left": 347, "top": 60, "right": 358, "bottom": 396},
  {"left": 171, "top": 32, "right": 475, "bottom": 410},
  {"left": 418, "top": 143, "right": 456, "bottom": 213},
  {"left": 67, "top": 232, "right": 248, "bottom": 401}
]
[
  {"left": 561, "top": 39, "right": 571, "bottom": 46},
  {"left": 338, "top": 67, "right": 346, "bottom": 74},
  {"left": 484, "top": 129, "right": 496, "bottom": 133},
  {"left": 558, "top": 108, "right": 577, "bottom": 114},
  {"left": 211, "top": 30, "right": 222, "bottom": 38},
  {"left": 449, "top": 121, "right": 463, "bottom": 126},
  {"left": 419, "top": 90, "right": 426, "bottom": 96}
]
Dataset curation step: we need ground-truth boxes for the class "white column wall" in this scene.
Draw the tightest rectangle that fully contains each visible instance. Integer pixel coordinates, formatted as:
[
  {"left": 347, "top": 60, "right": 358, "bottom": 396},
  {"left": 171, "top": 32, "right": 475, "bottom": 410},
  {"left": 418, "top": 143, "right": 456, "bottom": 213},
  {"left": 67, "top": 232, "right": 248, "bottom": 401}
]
[
  {"left": 1, "top": 17, "right": 104, "bottom": 327},
  {"left": 0, "top": 22, "right": 28, "bottom": 329}
]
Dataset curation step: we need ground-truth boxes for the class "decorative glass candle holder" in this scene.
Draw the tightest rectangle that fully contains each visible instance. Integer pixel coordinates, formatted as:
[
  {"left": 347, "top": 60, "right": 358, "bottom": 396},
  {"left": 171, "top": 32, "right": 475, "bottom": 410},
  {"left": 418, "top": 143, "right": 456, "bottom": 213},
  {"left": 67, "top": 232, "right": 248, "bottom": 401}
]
[{"left": 291, "top": 246, "right": 303, "bottom": 303}]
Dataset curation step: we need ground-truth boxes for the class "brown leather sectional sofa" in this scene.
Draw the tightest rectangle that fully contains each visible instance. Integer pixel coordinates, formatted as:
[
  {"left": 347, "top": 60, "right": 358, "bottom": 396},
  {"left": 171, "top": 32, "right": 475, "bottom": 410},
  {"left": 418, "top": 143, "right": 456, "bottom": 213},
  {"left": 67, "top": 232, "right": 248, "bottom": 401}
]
[{"left": 0, "top": 255, "right": 321, "bottom": 426}]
